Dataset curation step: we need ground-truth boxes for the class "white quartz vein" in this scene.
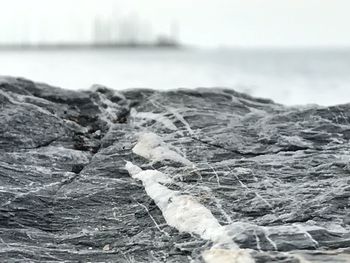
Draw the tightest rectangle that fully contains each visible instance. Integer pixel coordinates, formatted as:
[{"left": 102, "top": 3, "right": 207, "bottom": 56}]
[
  {"left": 125, "top": 162, "right": 254, "bottom": 263},
  {"left": 132, "top": 132, "right": 193, "bottom": 166},
  {"left": 131, "top": 108, "right": 178, "bottom": 131},
  {"left": 126, "top": 131, "right": 256, "bottom": 262}
]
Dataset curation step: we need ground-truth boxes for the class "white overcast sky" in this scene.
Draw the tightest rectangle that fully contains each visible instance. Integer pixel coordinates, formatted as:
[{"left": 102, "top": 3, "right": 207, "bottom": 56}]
[{"left": 1, "top": 0, "right": 350, "bottom": 47}]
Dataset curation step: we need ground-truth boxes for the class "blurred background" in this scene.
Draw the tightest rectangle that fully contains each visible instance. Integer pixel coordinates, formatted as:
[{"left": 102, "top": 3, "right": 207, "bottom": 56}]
[{"left": 1, "top": 0, "right": 350, "bottom": 105}]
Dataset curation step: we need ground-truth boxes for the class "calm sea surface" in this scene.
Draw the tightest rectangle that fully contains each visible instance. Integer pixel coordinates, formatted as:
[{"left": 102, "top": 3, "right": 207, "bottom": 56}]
[{"left": 1, "top": 48, "right": 350, "bottom": 106}]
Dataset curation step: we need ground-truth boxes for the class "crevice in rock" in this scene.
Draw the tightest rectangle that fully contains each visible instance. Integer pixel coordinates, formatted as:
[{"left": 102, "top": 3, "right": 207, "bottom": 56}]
[
  {"left": 191, "top": 136, "right": 309, "bottom": 158},
  {"left": 73, "top": 132, "right": 101, "bottom": 154},
  {"left": 54, "top": 95, "right": 133, "bottom": 192},
  {"left": 20, "top": 135, "right": 65, "bottom": 150},
  {"left": 33, "top": 135, "right": 64, "bottom": 149},
  {"left": 116, "top": 107, "right": 130, "bottom": 124},
  {"left": 71, "top": 164, "right": 85, "bottom": 174}
]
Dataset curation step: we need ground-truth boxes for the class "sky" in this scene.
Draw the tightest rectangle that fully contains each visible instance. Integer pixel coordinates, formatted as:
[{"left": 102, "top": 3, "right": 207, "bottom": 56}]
[{"left": 1, "top": 0, "right": 350, "bottom": 47}]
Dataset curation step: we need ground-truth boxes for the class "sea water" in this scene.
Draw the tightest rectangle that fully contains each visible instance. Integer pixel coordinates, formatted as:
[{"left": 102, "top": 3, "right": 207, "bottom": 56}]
[{"left": 0, "top": 48, "right": 349, "bottom": 106}]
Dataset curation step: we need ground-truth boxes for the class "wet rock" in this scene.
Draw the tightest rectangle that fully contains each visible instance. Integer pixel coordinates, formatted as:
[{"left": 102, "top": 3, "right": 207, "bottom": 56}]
[{"left": 0, "top": 77, "right": 349, "bottom": 262}]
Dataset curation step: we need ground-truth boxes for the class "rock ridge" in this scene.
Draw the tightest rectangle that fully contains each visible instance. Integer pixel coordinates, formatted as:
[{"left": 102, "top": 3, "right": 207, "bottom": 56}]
[{"left": 0, "top": 77, "right": 350, "bottom": 262}]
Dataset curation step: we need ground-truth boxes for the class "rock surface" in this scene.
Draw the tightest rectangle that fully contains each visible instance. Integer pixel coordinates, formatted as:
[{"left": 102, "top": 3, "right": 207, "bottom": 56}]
[{"left": 1, "top": 76, "right": 350, "bottom": 262}]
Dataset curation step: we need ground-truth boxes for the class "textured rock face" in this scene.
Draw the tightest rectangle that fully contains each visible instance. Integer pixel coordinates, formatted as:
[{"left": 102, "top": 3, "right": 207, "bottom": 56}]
[{"left": 1, "top": 77, "right": 350, "bottom": 262}]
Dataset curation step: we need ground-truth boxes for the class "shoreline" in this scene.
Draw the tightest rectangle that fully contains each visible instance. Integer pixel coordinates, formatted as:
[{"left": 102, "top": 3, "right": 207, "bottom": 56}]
[{"left": 0, "top": 42, "right": 183, "bottom": 51}]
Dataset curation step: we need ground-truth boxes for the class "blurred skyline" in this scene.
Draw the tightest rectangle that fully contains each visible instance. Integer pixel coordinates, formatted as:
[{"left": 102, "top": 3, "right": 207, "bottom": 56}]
[{"left": 1, "top": 0, "right": 350, "bottom": 48}]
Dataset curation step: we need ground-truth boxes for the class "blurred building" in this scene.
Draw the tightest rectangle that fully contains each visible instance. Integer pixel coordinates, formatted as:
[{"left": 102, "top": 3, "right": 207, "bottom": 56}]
[{"left": 92, "top": 14, "right": 179, "bottom": 47}]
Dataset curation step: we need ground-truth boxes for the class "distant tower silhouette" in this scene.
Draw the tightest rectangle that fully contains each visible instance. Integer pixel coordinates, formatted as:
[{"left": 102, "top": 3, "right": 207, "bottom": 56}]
[
  {"left": 93, "top": 17, "right": 112, "bottom": 44},
  {"left": 118, "top": 14, "right": 141, "bottom": 44},
  {"left": 170, "top": 21, "right": 180, "bottom": 43}
]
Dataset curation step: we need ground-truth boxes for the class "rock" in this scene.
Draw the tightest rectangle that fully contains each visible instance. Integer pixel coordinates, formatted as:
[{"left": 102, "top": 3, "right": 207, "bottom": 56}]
[
  {"left": 0, "top": 76, "right": 350, "bottom": 262},
  {"left": 103, "top": 244, "right": 110, "bottom": 251}
]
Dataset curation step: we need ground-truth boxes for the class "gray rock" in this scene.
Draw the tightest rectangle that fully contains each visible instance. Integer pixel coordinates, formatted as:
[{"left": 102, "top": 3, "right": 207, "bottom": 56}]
[{"left": 1, "top": 77, "right": 350, "bottom": 262}]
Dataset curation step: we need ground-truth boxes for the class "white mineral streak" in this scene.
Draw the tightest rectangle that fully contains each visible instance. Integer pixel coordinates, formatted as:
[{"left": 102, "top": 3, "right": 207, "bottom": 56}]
[
  {"left": 202, "top": 249, "right": 255, "bottom": 263},
  {"left": 125, "top": 162, "right": 254, "bottom": 263},
  {"left": 131, "top": 108, "right": 178, "bottom": 131},
  {"left": 126, "top": 132, "right": 255, "bottom": 263},
  {"left": 125, "top": 162, "right": 223, "bottom": 239},
  {"left": 132, "top": 132, "right": 193, "bottom": 166},
  {"left": 164, "top": 106, "right": 195, "bottom": 135},
  {"left": 90, "top": 88, "right": 124, "bottom": 127}
]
